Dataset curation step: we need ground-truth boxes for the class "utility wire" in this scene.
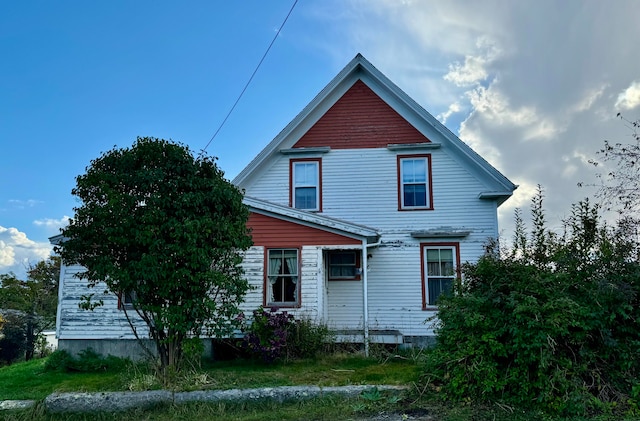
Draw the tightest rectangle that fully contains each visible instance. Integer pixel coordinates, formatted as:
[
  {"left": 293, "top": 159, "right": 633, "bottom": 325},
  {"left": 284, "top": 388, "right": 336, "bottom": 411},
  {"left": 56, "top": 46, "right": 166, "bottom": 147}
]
[{"left": 201, "top": 0, "right": 299, "bottom": 154}]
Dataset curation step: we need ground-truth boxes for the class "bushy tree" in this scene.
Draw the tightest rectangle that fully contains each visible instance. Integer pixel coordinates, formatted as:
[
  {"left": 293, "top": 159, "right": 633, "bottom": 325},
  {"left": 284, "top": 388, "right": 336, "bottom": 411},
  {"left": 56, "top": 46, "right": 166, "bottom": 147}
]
[
  {"left": 423, "top": 188, "right": 640, "bottom": 416},
  {"left": 57, "top": 137, "right": 252, "bottom": 380},
  {"left": 0, "top": 259, "right": 59, "bottom": 363}
]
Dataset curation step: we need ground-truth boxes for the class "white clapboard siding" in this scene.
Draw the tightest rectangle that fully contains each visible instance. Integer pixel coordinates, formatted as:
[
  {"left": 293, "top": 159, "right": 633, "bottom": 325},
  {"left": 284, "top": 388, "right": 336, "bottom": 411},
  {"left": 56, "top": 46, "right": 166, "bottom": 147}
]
[
  {"left": 58, "top": 264, "right": 148, "bottom": 340},
  {"left": 240, "top": 246, "right": 324, "bottom": 323},
  {"left": 244, "top": 148, "right": 497, "bottom": 237}
]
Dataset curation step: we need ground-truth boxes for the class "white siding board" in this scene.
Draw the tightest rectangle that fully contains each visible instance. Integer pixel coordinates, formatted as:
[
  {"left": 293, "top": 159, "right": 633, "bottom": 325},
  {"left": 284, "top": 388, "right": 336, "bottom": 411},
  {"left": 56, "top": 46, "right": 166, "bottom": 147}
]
[{"left": 58, "top": 264, "right": 147, "bottom": 340}]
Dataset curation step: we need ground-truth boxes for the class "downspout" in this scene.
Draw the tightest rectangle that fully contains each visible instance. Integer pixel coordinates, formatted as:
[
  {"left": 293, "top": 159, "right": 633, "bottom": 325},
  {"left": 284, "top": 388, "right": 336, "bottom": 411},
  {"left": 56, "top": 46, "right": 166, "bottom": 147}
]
[{"left": 362, "top": 238, "right": 381, "bottom": 357}]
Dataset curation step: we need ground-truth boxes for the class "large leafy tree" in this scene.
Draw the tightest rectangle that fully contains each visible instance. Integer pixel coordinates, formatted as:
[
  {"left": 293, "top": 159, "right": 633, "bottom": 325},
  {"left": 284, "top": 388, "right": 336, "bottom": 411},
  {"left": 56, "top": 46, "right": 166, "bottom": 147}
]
[
  {"left": 0, "top": 258, "right": 60, "bottom": 363},
  {"left": 57, "top": 137, "right": 252, "bottom": 378}
]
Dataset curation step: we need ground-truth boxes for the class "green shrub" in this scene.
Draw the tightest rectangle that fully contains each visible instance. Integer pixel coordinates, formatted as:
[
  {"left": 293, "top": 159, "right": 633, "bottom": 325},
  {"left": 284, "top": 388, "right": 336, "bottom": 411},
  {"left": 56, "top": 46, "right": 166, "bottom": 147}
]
[
  {"left": 43, "top": 350, "right": 74, "bottom": 372},
  {"left": 423, "top": 191, "right": 640, "bottom": 417},
  {"left": 44, "top": 348, "right": 128, "bottom": 372},
  {"left": 243, "top": 307, "right": 333, "bottom": 362},
  {"left": 286, "top": 316, "right": 334, "bottom": 360}
]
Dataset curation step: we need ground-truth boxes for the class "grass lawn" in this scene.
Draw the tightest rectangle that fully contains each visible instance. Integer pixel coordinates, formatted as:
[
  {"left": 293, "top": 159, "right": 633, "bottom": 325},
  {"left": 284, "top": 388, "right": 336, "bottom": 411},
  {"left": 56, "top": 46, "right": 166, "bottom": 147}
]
[{"left": 0, "top": 352, "right": 421, "bottom": 401}]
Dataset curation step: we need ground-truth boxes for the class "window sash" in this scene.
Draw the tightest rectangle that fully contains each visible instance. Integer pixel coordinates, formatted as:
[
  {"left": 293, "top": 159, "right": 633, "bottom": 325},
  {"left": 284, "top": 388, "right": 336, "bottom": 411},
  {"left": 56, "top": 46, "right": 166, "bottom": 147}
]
[
  {"left": 328, "top": 251, "right": 358, "bottom": 280},
  {"left": 267, "top": 249, "right": 299, "bottom": 305},
  {"left": 293, "top": 161, "right": 319, "bottom": 210},
  {"left": 424, "top": 247, "right": 456, "bottom": 306},
  {"left": 400, "top": 157, "right": 429, "bottom": 209}
]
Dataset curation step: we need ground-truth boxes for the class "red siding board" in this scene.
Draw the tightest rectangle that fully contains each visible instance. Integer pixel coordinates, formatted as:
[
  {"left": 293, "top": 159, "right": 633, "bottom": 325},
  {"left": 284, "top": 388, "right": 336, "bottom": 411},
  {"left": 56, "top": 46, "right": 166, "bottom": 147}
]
[
  {"left": 293, "top": 80, "right": 430, "bottom": 149},
  {"left": 248, "top": 212, "right": 361, "bottom": 247}
]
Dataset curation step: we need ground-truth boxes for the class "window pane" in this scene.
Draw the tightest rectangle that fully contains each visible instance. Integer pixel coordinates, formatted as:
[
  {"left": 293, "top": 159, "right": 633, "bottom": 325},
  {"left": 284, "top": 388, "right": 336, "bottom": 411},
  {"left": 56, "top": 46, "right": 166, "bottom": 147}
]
[
  {"left": 329, "top": 252, "right": 355, "bottom": 265},
  {"left": 404, "top": 184, "right": 427, "bottom": 207},
  {"left": 428, "top": 278, "right": 453, "bottom": 305},
  {"left": 295, "top": 187, "right": 317, "bottom": 209},
  {"left": 402, "top": 159, "right": 426, "bottom": 183},
  {"left": 294, "top": 162, "right": 317, "bottom": 185}
]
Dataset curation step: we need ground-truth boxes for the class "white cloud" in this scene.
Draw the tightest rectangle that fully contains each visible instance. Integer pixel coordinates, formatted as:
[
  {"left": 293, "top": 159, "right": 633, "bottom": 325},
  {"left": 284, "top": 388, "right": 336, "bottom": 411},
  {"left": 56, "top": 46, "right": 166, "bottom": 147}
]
[
  {"left": 571, "top": 85, "right": 608, "bottom": 113},
  {"left": 443, "top": 36, "right": 500, "bottom": 87},
  {"left": 0, "top": 226, "right": 52, "bottom": 278},
  {"left": 33, "top": 215, "right": 70, "bottom": 236},
  {"left": 437, "top": 101, "right": 462, "bottom": 124},
  {"left": 615, "top": 81, "right": 640, "bottom": 111},
  {"left": 8, "top": 199, "right": 43, "bottom": 209}
]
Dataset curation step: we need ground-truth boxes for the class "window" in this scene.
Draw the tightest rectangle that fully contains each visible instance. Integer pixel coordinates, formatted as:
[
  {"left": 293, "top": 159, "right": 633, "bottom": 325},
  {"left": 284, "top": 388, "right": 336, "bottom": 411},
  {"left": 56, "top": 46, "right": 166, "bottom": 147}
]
[
  {"left": 290, "top": 159, "right": 321, "bottom": 211},
  {"left": 119, "top": 290, "right": 137, "bottom": 310},
  {"left": 398, "top": 155, "right": 432, "bottom": 210},
  {"left": 267, "top": 249, "right": 299, "bottom": 306},
  {"left": 328, "top": 251, "right": 360, "bottom": 281},
  {"left": 422, "top": 244, "right": 459, "bottom": 307}
]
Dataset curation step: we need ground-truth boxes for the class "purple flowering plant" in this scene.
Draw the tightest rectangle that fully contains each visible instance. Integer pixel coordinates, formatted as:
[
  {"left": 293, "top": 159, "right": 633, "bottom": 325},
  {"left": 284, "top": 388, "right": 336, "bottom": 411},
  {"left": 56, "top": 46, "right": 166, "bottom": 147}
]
[{"left": 243, "top": 306, "right": 295, "bottom": 362}]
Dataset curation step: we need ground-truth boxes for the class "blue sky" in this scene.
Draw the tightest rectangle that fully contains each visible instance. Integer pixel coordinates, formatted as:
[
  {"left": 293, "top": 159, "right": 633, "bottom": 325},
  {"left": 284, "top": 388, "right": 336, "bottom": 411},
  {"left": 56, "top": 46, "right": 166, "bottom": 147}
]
[{"left": 1, "top": 1, "right": 639, "bottom": 278}]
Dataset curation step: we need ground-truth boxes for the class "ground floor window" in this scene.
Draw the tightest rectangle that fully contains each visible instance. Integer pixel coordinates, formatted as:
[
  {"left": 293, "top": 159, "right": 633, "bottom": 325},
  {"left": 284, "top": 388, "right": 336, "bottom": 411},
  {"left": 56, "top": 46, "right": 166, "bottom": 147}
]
[
  {"left": 328, "top": 250, "right": 360, "bottom": 281},
  {"left": 267, "top": 249, "right": 299, "bottom": 306},
  {"left": 422, "top": 243, "right": 459, "bottom": 307},
  {"left": 119, "top": 290, "right": 137, "bottom": 310}
]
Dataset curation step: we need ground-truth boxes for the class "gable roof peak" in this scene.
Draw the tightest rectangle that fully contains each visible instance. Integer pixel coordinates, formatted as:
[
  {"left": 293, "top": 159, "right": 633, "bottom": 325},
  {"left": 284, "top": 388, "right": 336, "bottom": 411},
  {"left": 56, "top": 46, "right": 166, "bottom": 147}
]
[{"left": 233, "top": 55, "right": 516, "bottom": 198}]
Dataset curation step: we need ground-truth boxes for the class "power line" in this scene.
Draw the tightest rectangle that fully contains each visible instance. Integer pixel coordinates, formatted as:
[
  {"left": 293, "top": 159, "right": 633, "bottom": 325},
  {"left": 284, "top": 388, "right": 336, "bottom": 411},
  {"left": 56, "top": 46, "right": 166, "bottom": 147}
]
[{"left": 201, "top": 0, "right": 299, "bottom": 154}]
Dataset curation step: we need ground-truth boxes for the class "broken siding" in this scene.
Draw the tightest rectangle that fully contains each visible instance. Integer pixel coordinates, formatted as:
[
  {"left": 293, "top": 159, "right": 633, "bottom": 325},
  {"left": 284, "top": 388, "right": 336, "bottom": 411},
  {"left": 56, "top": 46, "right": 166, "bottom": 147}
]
[{"left": 57, "top": 264, "right": 147, "bottom": 340}]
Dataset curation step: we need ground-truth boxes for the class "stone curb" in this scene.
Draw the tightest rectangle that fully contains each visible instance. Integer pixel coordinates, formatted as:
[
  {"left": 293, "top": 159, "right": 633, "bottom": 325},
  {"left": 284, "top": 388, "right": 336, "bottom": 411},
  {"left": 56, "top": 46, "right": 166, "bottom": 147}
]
[
  {"left": 0, "top": 400, "right": 37, "bottom": 410},
  {"left": 33, "top": 385, "right": 407, "bottom": 413}
]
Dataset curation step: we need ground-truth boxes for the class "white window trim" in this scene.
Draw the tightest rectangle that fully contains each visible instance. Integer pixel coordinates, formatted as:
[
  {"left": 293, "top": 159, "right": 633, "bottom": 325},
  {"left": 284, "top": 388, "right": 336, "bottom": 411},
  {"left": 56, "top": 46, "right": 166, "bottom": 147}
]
[
  {"left": 292, "top": 160, "right": 320, "bottom": 211},
  {"left": 399, "top": 156, "right": 431, "bottom": 210}
]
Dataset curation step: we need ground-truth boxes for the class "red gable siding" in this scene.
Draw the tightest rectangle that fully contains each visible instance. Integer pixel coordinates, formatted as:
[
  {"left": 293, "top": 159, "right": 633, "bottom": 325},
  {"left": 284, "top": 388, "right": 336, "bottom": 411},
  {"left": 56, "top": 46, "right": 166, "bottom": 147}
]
[
  {"left": 248, "top": 212, "right": 361, "bottom": 247},
  {"left": 293, "top": 80, "right": 430, "bottom": 149}
]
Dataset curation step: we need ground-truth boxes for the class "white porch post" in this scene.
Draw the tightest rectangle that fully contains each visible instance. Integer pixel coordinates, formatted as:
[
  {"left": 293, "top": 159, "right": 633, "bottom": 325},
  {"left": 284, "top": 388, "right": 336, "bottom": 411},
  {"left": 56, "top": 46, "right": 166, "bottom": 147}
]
[{"left": 362, "top": 240, "right": 369, "bottom": 357}]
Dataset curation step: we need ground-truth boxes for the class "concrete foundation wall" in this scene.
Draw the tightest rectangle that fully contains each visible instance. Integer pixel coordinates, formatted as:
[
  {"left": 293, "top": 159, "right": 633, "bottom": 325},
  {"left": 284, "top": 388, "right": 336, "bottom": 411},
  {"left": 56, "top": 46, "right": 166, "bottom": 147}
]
[{"left": 58, "top": 339, "right": 213, "bottom": 361}]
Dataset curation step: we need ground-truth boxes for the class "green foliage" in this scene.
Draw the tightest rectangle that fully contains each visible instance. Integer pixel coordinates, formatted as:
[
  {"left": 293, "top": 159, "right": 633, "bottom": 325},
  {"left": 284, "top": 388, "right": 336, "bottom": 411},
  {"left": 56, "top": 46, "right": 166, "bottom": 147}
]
[
  {"left": 0, "top": 312, "right": 27, "bottom": 364},
  {"left": 42, "top": 349, "right": 73, "bottom": 372},
  {"left": 243, "top": 307, "right": 333, "bottom": 363},
  {"left": 0, "top": 258, "right": 61, "bottom": 362},
  {"left": 56, "top": 137, "right": 253, "bottom": 380},
  {"left": 424, "top": 188, "right": 640, "bottom": 416},
  {"left": 43, "top": 349, "right": 128, "bottom": 373}
]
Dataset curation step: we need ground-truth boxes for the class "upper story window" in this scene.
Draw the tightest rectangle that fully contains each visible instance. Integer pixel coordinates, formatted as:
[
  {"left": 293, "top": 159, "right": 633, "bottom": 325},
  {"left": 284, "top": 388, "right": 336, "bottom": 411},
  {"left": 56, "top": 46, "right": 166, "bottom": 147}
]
[
  {"left": 267, "top": 248, "right": 299, "bottom": 306},
  {"left": 290, "top": 158, "right": 321, "bottom": 211},
  {"left": 398, "top": 155, "right": 433, "bottom": 210},
  {"left": 422, "top": 243, "right": 459, "bottom": 308}
]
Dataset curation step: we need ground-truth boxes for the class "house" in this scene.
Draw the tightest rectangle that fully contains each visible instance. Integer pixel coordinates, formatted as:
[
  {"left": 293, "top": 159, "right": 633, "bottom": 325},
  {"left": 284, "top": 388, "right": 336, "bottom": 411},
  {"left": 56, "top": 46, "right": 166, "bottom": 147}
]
[{"left": 52, "top": 54, "right": 516, "bottom": 358}]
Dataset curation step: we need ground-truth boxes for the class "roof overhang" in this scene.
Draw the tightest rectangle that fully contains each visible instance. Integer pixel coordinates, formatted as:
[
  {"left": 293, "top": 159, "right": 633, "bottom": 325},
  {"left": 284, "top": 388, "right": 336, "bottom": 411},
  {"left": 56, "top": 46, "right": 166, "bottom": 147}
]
[{"left": 244, "top": 196, "right": 380, "bottom": 244}]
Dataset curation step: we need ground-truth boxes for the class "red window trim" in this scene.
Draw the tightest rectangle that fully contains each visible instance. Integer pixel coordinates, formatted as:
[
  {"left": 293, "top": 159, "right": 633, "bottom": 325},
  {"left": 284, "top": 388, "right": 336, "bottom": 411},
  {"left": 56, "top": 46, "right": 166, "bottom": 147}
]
[
  {"left": 263, "top": 247, "right": 302, "bottom": 308},
  {"left": 289, "top": 158, "right": 322, "bottom": 211},
  {"left": 327, "top": 250, "right": 362, "bottom": 281},
  {"left": 420, "top": 242, "right": 461, "bottom": 310},
  {"left": 397, "top": 154, "right": 434, "bottom": 211}
]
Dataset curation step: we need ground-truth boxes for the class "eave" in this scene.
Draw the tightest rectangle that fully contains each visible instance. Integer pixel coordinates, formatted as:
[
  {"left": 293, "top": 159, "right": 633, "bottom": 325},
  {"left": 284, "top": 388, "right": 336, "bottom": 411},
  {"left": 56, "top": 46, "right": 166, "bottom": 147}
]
[{"left": 243, "top": 196, "right": 380, "bottom": 244}]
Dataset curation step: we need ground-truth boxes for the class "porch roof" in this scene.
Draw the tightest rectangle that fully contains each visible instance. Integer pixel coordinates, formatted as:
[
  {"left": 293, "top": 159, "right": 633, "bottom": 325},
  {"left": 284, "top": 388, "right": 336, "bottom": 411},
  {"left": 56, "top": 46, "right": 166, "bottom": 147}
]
[{"left": 243, "top": 196, "right": 380, "bottom": 244}]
